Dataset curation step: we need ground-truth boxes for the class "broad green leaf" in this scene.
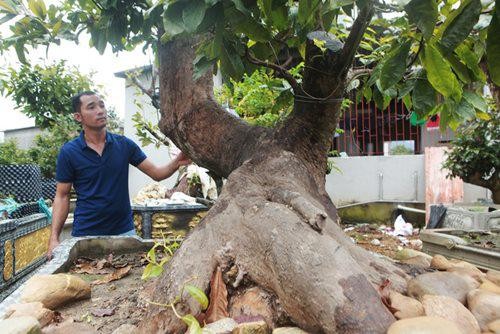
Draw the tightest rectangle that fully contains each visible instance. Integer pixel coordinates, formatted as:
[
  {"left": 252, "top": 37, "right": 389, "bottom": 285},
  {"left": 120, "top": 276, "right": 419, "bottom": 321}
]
[
  {"left": 182, "top": 0, "right": 206, "bottom": 33},
  {"left": 455, "top": 44, "right": 486, "bottom": 82},
  {"left": 52, "top": 20, "right": 62, "bottom": 35},
  {"left": 423, "top": 42, "right": 462, "bottom": 101},
  {"left": 445, "top": 52, "right": 471, "bottom": 83},
  {"left": 486, "top": 8, "right": 500, "bottom": 86},
  {"left": 476, "top": 111, "right": 491, "bottom": 120},
  {"left": 440, "top": 0, "right": 481, "bottom": 53},
  {"left": 404, "top": 0, "right": 438, "bottom": 40},
  {"left": 230, "top": 0, "right": 250, "bottom": 14},
  {"left": 147, "top": 245, "right": 157, "bottom": 263},
  {"left": 220, "top": 40, "right": 244, "bottom": 80},
  {"left": 185, "top": 285, "right": 209, "bottom": 310},
  {"left": 181, "top": 315, "right": 202, "bottom": 334},
  {"left": 28, "top": 0, "right": 46, "bottom": 19},
  {"left": 193, "top": 56, "right": 215, "bottom": 80},
  {"left": 363, "top": 86, "right": 372, "bottom": 102},
  {"left": 0, "top": 0, "right": 17, "bottom": 14},
  {"left": 162, "top": 2, "right": 186, "bottom": 40},
  {"left": 402, "top": 94, "right": 412, "bottom": 110},
  {"left": 412, "top": 74, "right": 437, "bottom": 116},
  {"left": 226, "top": 8, "right": 270, "bottom": 42},
  {"left": 298, "top": 0, "right": 320, "bottom": 27},
  {"left": 456, "top": 98, "right": 475, "bottom": 120},
  {"left": 463, "top": 91, "right": 487, "bottom": 112},
  {"left": 14, "top": 42, "right": 27, "bottom": 63},
  {"left": 373, "top": 87, "right": 391, "bottom": 110},
  {"left": 0, "top": 13, "right": 16, "bottom": 24},
  {"left": 257, "top": 0, "right": 272, "bottom": 17},
  {"left": 380, "top": 40, "right": 411, "bottom": 91}
]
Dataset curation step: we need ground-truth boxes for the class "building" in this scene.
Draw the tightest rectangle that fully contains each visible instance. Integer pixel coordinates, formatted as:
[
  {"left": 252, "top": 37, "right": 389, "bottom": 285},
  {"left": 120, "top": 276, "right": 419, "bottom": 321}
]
[{"left": 1, "top": 126, "right": 42, "bottom": 149}]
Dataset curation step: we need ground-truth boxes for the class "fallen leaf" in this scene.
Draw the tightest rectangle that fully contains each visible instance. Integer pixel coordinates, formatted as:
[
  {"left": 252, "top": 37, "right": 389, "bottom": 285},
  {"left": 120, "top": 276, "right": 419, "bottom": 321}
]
[
  {"left": 92, "top": 265, "right": 132, "bottom": 285},
  {"left": 91, "top": 307, "right": 115, "bottom": 317},
  {"left": 205, "top": 266, "right": 229, "bottom": 324},
  {"left": 378, "top": 279, "right": 398, "bottom": 314}
]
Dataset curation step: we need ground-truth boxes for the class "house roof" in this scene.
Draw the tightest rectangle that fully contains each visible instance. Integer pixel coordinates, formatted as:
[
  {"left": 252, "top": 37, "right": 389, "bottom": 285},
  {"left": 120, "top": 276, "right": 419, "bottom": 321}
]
[{"left": 114, "top": 65, "right": 152, "bottom": 79}]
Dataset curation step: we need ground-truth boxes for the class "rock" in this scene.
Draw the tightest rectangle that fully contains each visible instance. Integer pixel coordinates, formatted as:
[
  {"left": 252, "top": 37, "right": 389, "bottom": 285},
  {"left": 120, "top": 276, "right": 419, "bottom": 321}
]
[
  {"left": 272, "top": 327, "right": 309, "bottom": 334},
  {"left": 430, "top": 254, "right": 452, "bottom": 270},
  {"left": 41, "top": 319, "right": 97, "bottom": 334},
  {"left": 230, "top": 287, "right": 274, "bottom": 326},
  {"left": 111, "top": 324, "right": 140, "bottom": 334},
  {"left": 447, "top": 262, "right": 485, "bottom": 282},
  {"left": 203, "top": 318, "right": 238, "bottom": 334},
  {"left": 232, "top": 320, "right": 270, "bottom": 334},
  {"left": 21, "top": 274, "right": 91, "bottom": 309},
  {"left": 387, "top": 316, "right": 462, "bottom": 334},
  {"left": 370, "top": 239, "right": 381, "bottom": 246},
  {"left": 389, "top": 291, "right": 425, "bottom": 319},
  {"left": 487, "top": 319, "right": 500, "bottom": 334},
  {"left": 421, "top": 294, "right": 480, "bottom": 334},
  {"left": 486, "top": 270, "right": 500, "bottom": 286},
  {"left": 480, "top": 280, "right": 500, "bottom": 294},
  {"left": 5, "top": 302, "right": 55, "bottom": 327},
  {"left": 467, "top": 289, "right": 500, "bottom": 331},
  {"left": 407, "top": 272, "right": 479, "bottom": 304},
  {"left": 401, "top": 255, "right": 431, "bottom": 268},
  {"left": 0, "top": 316, "right": 41, "bottom": 334},
  {"left": 395, "top": 249, "right": 432, "bottom": 261}
]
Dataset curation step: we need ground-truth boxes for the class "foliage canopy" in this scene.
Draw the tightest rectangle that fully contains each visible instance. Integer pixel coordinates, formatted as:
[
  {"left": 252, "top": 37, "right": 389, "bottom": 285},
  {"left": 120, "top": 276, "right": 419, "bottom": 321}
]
[{"left": 0, "top": 0, "right": 498, "bottom": 131}]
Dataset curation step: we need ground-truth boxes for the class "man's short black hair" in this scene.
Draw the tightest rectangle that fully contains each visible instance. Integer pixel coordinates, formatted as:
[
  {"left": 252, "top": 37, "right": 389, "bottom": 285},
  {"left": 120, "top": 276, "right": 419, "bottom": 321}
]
[{"left": 72, "top": 91, "right": 97, "bottom": 113}]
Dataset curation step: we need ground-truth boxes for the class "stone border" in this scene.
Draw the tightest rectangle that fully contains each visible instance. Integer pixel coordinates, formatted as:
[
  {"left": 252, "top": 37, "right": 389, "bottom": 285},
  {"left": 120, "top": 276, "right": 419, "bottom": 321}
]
[{"left": 0, "top": 235, "right": 153, "bottom": 318}]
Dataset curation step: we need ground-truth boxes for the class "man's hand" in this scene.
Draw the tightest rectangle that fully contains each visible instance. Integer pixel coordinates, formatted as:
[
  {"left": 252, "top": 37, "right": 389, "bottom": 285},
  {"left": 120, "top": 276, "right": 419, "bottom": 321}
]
[
  {"left": 47, "top": 238, "right": 60, "bottom": 260},
  {"left": 174, "top": 151, "right": 192, "bottom": 167}
]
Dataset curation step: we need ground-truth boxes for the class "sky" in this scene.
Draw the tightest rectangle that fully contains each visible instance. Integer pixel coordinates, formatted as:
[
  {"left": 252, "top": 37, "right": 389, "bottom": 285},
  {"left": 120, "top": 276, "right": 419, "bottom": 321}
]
[{"left": 0, "top": 33, "right": 153, "bottom": 131}]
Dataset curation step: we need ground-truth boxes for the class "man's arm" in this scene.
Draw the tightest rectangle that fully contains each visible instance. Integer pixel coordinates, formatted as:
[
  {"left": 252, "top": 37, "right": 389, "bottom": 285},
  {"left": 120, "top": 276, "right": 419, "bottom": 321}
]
[
  {"left": 47, "top": 182, "right": 72, "bottom": 259},
  {"left": 137, "top": 152, "right": 191, "bottom": 181}
]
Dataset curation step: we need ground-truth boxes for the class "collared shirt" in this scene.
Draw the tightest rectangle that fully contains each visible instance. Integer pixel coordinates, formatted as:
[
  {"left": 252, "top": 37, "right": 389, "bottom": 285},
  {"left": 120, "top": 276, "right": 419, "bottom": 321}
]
[{"left": 56, "top": 131, "right": 147, "bottom": 236}]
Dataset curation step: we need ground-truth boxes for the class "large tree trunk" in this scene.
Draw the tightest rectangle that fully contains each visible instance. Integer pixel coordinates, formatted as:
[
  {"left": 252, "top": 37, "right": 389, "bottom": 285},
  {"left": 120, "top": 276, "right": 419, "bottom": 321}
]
[{"left": 140, "top": 7, "right": 410, "bottom": 332}]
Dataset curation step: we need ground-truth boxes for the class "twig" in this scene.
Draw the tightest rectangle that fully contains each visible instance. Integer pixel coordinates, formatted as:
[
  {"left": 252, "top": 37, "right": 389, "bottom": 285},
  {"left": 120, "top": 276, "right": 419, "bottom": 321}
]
[
  {"left": 245, "top": 49, "right": 301, "bottom": 93},
  {"left": 338, "top": 1, "right": 375, "bottom": 75}
]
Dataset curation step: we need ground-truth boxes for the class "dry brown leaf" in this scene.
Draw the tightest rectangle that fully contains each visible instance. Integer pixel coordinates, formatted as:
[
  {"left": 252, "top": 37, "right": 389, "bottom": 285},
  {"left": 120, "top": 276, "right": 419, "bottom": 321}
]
[
  {"left": 378, "top": 279, "right": 398, "bottom": 315},
  {"left": 205, "top": 266, "right": 229, "bottom": 324},
  {"left": 92, "top": 265, "right": 131, "bottom": 285}
]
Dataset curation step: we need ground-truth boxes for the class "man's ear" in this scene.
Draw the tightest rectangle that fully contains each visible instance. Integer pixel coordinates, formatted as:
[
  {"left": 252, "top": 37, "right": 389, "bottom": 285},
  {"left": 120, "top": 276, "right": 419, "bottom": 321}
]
[{"left": 74, "top": 112, "right": 82, "bottom": 123}]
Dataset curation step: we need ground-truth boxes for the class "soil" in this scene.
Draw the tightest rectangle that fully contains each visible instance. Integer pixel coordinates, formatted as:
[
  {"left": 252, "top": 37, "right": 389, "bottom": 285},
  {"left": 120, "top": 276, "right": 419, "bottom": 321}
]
[
  {"left": 55, "top": 253, "right": 153, "bottom": 334},
  {"left": 53, "top": 224, "right": 424, "bottom": 333},
  {"left": 343, "top": 223, "right": 422, "bottom": 259}
]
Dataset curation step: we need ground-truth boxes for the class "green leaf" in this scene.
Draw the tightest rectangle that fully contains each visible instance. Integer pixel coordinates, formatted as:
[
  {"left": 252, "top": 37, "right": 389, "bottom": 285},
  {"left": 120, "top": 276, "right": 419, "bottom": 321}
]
[
  {"left": 220, "top": 40, "right": 245, "bottom": 80},
  {"left": 404, "top": 0, "right": 438, "bottom": 40},
  {"left": 185, "top": 285, "right": 209, "bottom": 310},
  {"left": 463, "top": 91, "right": 487, "bottom": 112},
  {"left": 380, "top": 40, "right": 411, "bottom": 91},
  {"left": 373, "top": 87, "right": 391, "bottom": 110},
  {"left": 456, "top": 97, "right": 475, "bottom": 120},
  {"left": 28, "top": 0, "right": 46, "bottom": 19},
  {"left": 226, "top": 8, "right": 270, "bottom": 42},
  {"left": 445, "top": 52, "right": 471, "bottom": 83},
  {"left": 147, "top": 245, "right": 157, "bottom": 263},
  {"left": 402, "top": 94, "right": 412, "bottom": 110},
  {"left": 0, "top": 13, "right": 16, "bottom": 24},
  {"left": 412, "top": 74, "right": 437, "bottom": 116},
  {"left": 440, "top": 0, "right": 481, "bottom": 53},
  {"left": 298, "top": 0, "right": 320, "bottom": 27},
  {"left": 193, "top": 56, "right": 215, "bottom": 80},
  {"left": 423, "top": 42, "right": 462, "bottom": 101},
  {"left": 162, "top": 2, "right": 186, "bottom": 40},
  {"left": 182, "top": 0, "right": 206, "bottom": 33},
  {"left": 181, "top": 315, "right": 202, "bottom": 334},
  {"left": 455, "top": 44, "right": 486, "bottom": 82},
  {"left": 14, "top": 42, "right": 27, "bottom": 63},
  {"left": 486, "top": 8, "right": 500, "bottom": 86},
  {"left": 230, "top": 0, "right": 251, "bottom": 14},
  {"left": 0, "top": 0, "right": 18, "bottom": 14}
]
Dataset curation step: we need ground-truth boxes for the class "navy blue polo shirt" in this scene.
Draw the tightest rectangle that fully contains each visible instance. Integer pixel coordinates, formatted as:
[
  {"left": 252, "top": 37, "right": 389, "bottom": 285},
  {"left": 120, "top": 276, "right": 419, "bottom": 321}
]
[{"left": 56, "top": 132, "right": 147, "bottom": 236}]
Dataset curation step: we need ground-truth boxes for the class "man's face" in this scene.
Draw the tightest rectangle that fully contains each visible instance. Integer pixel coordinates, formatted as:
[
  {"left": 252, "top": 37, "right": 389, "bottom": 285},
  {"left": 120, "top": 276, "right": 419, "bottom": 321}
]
[{"left": 74, "top": 94, "right": 107, "bottom": 130}]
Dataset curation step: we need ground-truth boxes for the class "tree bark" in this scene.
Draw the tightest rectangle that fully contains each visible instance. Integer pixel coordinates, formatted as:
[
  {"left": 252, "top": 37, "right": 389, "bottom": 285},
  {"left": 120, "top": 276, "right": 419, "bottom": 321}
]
[{"left": 141, "top": 6, "right": 410, "bottom": 332}]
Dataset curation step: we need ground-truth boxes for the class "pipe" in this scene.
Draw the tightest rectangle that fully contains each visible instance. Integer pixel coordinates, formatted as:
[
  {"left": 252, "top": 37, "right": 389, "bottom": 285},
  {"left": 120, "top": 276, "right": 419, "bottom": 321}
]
[{"left": 397, "top": 204, "right": 426, "bottom": 214}]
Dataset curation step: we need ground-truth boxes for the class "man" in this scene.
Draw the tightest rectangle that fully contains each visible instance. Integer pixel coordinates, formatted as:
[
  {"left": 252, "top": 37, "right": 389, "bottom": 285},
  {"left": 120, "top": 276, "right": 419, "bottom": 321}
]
[{"left": 47, "top": 91, "right": 190, "bottom": 258}]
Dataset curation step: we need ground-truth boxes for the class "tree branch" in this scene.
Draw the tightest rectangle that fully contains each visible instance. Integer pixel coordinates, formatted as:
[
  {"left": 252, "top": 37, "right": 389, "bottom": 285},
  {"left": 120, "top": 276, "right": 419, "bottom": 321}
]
[
  {"left": 157, "top": 37, "right": 271, "bottom": 178},
  {"left": 246, "top": 49, "right": 301, "bottom": 93},
  {"left": 338, "top": 2, "right": 375, "bottom": 75}
]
